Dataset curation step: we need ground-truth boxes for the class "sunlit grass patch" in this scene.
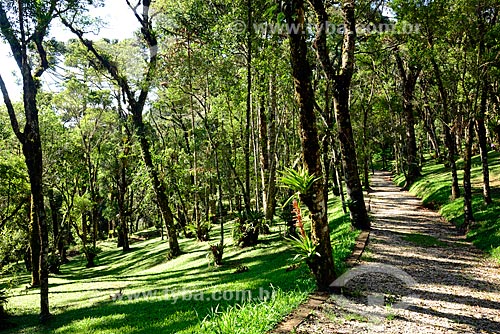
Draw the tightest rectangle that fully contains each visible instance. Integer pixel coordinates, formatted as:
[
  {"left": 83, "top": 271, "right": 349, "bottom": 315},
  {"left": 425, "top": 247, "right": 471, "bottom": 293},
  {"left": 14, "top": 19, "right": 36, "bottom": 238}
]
[
  {"left": 397, "top": 151, "right": 500, "bottom": 262},
  {"left": 401, "top": 233, "right": 448, "bottom": 247},
  {"left": 0, "top": 193, "right": 357, "bottom": 334}
]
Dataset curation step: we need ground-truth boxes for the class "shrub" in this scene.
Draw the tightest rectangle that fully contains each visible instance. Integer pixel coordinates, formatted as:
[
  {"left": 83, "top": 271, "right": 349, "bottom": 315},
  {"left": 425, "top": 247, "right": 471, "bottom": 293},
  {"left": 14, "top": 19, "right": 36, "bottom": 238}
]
[
  {"left": 233, "top": 210, "right": 264, "bottom": 247},
  {"left": 48, "top": 252, "right": 61, "bottom": 274},
  {"left": 187, "top": 221, "right": 212, "bottom": 242},
  {"left": 0, "top": 289, "right": 8, "bottom": 318},
  {"left": 208, "top": 243, "right": 224, "bottom": 266}
]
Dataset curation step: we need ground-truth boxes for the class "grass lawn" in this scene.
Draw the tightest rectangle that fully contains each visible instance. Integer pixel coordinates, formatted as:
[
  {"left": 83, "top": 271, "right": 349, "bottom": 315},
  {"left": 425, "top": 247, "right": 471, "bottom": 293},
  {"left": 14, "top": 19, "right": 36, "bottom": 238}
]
[
  {"left": 0, "top": 196, "right": 357, "bottom": 334},
  {"left": 394, "top": 151, "right": 500, "bottom": 262}
]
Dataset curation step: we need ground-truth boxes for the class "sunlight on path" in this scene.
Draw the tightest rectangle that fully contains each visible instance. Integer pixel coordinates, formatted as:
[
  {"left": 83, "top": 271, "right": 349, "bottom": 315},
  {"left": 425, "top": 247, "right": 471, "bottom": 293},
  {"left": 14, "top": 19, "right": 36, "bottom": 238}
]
[{"left": 297, "top": 171, "right": 500, "bottom": 334}]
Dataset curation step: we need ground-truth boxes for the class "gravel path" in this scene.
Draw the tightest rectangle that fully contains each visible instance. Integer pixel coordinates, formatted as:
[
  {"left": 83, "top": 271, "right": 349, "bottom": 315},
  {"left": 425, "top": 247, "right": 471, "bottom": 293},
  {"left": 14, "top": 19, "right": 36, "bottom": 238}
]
[{"left": 296, "top": 171, "right": 500, "bottom": 334}]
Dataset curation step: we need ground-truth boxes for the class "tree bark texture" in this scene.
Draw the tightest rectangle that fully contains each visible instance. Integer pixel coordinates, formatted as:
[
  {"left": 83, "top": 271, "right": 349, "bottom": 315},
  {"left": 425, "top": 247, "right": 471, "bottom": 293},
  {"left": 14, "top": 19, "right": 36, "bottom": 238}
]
[{"left": 285, "top": 0, "right": 336, "bottom": 290}]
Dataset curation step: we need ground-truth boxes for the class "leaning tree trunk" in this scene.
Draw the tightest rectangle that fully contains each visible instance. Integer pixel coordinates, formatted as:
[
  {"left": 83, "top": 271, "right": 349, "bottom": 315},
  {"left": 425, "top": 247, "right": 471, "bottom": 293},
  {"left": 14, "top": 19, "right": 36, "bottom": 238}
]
[
  {"left": 309, "top": 0, "right": 370, "bottom": 230},
  {"left": 61, "top": 4, "right": 181, "bottom": 257},
  {"left": 133, "top": 112, "right": 180, "bottom": 257},
  {"left": 0, "top": 56, "right": 50, "bottom": 322},
  {"left": 285, "top": 0, "right": 336, "bottom": 291},
  {"left": 463, "top": 119, "right": 475, "bottom": 231},
  {"left": 395, "top": 53, "right": 421, "bottom": 189}
]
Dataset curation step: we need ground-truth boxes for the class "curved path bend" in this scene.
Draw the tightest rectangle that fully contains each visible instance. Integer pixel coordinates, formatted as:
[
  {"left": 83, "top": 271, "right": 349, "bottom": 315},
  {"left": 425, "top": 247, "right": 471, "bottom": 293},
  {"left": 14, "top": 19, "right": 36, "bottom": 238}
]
[{"left": 296, "top": 171, "right": 500, "bottom": 334}]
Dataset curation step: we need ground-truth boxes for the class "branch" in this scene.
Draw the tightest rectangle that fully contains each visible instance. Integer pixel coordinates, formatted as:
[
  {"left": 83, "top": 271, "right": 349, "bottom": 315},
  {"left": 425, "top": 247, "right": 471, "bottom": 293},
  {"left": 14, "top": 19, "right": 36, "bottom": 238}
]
[
  {"left": 59, "top": 16, "right": 135, "bottom": 103},
  {"left": 0, "top": 197, "right": 29, "bottom": 230},
  {"left": 32, "top": 0, "right": 57, "bottom": 78},
  {"left": 0, "top": 4, "right": 23, "bottom": 69},
  {"left": 340, "top": 0, "right": 357, "bottom": 79},
  {"left": 0, "top": 74, "right": 25, "bottom": 142},
  {"left": 308, "top": 0, "right": 336, "bottom": 80},
  {"left": 394, "top": 50, "right": 407, "bottom": 84}
]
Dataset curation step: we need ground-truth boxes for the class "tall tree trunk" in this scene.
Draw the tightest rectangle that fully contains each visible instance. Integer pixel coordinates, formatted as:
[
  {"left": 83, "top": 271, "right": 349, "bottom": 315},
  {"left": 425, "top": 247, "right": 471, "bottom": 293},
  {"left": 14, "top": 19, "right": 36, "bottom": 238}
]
[
  {"left": 259, "top": 77, "right": 278, "bottom": 221},
  {"left": 362, "top": 104, "right": 371, "bottom": 191},
  {"left": 259, "top": 96, "right": 270, "bottom": 215},
  {"left": 187, "top": 35, "right": 200, "bottom": 229},
  {"left": 429, "top": 55, "right": 460, "bottom": 199},
  {"left": 266, "top": 76, "right": 278, "bottom": 221},
  {"left": 243, "top": 0, "right": 253, "bottom": 213},
  {"left": 61, "top": 3, "right": 181, "bottom": 258},
  {"left": 476, "top": 87, "right": 492, "bottom": 204},
  {"left": 395, "top": 53, "right": 421, "bottom": 189},
  {"left": 29, "top": 196, "right": 40, "bottom": 287},
  {"left": 463, "top": 119, "right": 475, "bottom": 231},
  {"left": 309, "top": 0, "right": 370, "bottom": 230},
  {"left": 133, "top": 113, "right": 180, "bottom": 257},
  {"left": 285, "top": 0, "right": 336, "bottom": 291},
  {"left": 0, "top": 44, "right": 50, "bottom": 322}
]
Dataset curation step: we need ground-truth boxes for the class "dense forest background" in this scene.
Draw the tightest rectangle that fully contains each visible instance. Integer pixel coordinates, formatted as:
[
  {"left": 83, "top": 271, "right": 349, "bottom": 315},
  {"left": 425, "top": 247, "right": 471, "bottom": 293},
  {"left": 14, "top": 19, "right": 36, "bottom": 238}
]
[{"left": 0, "top": 0, "right": 499, "bottom": 323}]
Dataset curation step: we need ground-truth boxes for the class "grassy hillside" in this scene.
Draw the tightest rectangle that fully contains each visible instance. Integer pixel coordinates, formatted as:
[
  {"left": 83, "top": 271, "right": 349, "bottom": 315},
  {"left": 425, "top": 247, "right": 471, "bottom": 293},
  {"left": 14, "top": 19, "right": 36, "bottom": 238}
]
[
  {"left": 394, "top": 151, "right": 500, "bottom": 262},
  {"left": 0, "top": 197, "right": 357, "bottom": 334}
]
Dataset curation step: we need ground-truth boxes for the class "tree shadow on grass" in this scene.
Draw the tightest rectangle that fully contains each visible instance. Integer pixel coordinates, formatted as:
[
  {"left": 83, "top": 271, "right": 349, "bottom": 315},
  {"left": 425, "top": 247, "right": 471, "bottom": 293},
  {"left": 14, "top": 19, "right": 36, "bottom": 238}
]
[{"left": 3, "top": 240, "right": 314, "bottom": 334}]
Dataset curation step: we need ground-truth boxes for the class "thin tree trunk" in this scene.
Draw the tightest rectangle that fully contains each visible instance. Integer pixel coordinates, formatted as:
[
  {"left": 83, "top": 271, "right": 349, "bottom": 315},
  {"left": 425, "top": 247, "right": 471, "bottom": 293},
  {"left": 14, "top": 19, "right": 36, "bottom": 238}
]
[
  {"left": 266, "top": 75, "right": 278, "bottom": 220},
  {"left": 395, "top": 53, "right": 421, "bottom": 189},
  {"left": 187, "top": 35, "right": 200, "bottom": 229},
  {"left": 243, "top": 0, "right": 253, "bottom": 213},
  {"left": 259, "top": 94, "right": 270, "bottom": 215},
  {"left": 463, "top": 119, "right": 475, "bottom": 231},
  {"left": 29, "top": 196, "right": 40, "bottom": 287},
  {"left": 429, "top": 54, "right": 460, "bottom": 199},
  {"left": 476, "top": 87, "right": 492, "bottom": 204},
  {"left": 309, "top": 0, "right": 370, "bottom": 230}
]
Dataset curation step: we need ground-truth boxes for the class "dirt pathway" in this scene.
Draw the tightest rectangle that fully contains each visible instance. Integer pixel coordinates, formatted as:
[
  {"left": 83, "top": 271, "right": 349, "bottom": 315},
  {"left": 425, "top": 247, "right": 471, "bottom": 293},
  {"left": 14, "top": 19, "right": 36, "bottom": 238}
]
[{"left": 296, "top": 171, "right": 500, "bottom": 333}]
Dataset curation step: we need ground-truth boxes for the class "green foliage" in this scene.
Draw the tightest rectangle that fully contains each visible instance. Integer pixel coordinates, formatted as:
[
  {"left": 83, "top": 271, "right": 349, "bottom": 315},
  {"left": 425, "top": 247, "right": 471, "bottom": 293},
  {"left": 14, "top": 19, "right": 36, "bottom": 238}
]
[
  {"left": 208, "top": 242, "right": 224, "bottom": 266},
  {"left": 187, "top": 221, "right": 212, "bottom": 242},
  {"left": 287, "top": 233, "right": 318, "bottom": 264},
  {"left": 399, "top": 151, "right": 500, "bottom": 263},
  {"left": 232, "top": 210, "right": 265, "bottom": 247},
  {"left": 0, "top": 189, "right": 358, "bottom": 334},
  {"left": 279, "top": 167, "right": 320, "bottom": 204},
  {"left": 200, "top": 288, "right": 308, "bottom": 334}
]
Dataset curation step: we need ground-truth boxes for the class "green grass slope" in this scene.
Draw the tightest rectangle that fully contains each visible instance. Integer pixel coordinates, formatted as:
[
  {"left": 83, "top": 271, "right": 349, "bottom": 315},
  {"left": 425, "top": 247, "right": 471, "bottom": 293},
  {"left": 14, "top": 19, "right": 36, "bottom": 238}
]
[
  {"left": 0, "top": 197, "right": 357, "bottom": 334},
  {"left": 394, "top": 151, "right": 500, "bottom": 262}
]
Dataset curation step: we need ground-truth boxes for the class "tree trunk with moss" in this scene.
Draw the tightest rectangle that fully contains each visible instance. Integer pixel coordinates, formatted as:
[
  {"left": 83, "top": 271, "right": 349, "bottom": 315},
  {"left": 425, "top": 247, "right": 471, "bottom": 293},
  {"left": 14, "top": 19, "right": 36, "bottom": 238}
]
[
  {"left": 309, "top": 0, "right": 370, "bottom": 231},
  {"left": 284, "top": 0, "right": 336, "bottom": 291}
]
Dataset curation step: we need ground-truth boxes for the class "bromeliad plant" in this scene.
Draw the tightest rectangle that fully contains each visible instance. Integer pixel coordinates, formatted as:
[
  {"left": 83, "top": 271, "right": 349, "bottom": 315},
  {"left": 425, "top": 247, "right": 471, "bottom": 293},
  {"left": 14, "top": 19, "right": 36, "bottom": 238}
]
[
  {"left": 288, "top": 199, "right": 319, "bottom": 264},
  {"left": 279, "top": 167, "right": 321, "bottom": 266}
]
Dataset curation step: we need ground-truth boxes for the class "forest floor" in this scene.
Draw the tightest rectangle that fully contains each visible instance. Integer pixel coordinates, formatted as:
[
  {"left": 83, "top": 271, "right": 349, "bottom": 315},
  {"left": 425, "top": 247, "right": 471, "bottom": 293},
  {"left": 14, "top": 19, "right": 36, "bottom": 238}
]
[{"left": 295, "top": 170, "right": 500, "bottom": 334}]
